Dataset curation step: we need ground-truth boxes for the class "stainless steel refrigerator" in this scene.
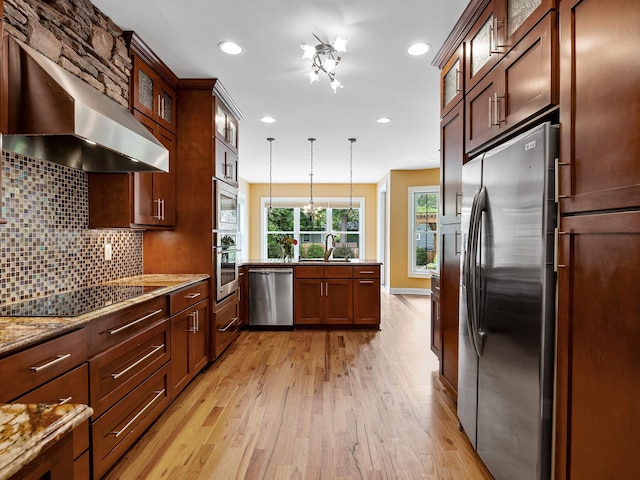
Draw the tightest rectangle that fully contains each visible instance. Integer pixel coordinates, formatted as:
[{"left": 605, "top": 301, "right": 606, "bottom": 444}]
[{"left": 458, "top": 122, "right": 558, "bottom": 480}]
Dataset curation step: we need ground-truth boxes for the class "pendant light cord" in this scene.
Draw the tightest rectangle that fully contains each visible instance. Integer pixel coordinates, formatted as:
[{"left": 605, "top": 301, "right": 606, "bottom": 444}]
[
  {"left": 308, "top": 138, "right": 316, "bottom": 215},
  {"left": 267, "top": 138, "right": 274, "bottom": 211},
  {"left": 348, "top": 138, "right": 356, "bottom": 214}
]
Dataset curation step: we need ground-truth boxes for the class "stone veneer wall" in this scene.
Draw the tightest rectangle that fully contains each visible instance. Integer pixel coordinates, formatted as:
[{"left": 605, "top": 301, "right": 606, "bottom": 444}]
[
  {"left": 0, "top": 0, "right": 143, "bottom": 304},
  {"left": 3, "top": 0, "right": 131, "bottom": 106}
]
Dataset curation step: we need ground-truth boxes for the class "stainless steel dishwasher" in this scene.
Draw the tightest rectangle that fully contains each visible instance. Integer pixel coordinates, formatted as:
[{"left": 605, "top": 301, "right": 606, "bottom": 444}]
[{"left": 248, "top": 268, "right": 294, "bottom": 329}]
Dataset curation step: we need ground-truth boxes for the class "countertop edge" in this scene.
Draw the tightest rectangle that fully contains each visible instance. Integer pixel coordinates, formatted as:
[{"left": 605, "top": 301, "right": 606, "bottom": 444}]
[
  {"left": 0, "top": 403, "right": 93, "bottom": 480},
  {"left": 0, "top": 274, "right": 210, "bottom": 357}
]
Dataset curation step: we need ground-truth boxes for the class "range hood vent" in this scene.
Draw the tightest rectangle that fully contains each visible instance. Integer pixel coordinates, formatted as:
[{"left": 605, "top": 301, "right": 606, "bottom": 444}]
[{"left": 1, "top": 35, "right": 168, "bottom": 173}]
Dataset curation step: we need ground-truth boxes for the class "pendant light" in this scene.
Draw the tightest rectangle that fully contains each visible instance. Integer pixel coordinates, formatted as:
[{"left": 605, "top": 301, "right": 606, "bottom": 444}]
[
  {"left": 267, "top": 137, "right": 275, "bottom": 212},
  {"left": 348, "top": 138, "right": 356, "bottom": 214},
  {"left": 302, "top": 138, "right": 322, "bottom": 220}
]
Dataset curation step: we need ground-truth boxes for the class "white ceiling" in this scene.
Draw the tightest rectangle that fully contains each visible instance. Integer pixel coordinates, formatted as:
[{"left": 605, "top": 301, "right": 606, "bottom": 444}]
[{"left": 92, "top": 0, "right": 467, "bottom": 184}]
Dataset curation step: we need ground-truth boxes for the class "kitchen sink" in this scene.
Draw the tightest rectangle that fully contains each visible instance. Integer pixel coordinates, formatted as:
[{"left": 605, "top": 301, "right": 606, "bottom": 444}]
[{"left": 297, "top": 258, "right": 350, "bottom": 263}]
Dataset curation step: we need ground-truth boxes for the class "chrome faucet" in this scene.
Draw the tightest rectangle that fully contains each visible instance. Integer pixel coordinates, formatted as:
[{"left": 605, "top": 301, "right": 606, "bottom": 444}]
[{"left": 324, "top": 234, "right": 336, "bottom": 261}]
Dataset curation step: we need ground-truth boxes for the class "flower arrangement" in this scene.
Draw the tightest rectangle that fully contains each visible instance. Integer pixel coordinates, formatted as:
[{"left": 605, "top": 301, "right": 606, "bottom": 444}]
[{"left": 277, "top": 236, "right": 297, "bottom": 261}]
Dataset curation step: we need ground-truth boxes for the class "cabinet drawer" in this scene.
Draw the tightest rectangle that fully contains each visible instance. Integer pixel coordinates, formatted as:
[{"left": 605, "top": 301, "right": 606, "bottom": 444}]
[
  {"left": 324, "top": 266, "right": 353, "bottom": 278},
  {"left": 295, "top": 266, "right": 324, "bottom": 278},
  {"left": 212, "top": 297, "right": 239, "bottom": 359},
  {"left": 15, "top": 363, "right": 89, "bottom": 460},
  {"left": 89, "top": 319, "right": 170, "bottom": 419},
  {"left": 354, "top": 265, "right": 380, "bottom": 278},
  {"left": 91, "top": 363, "right": 171, "bottom": 480},
  {"left": 170, "top": 280, "right": 209, "bottom": 315},
  {"left": 0, "top": 328, "right": 87, "bottom": 402},
  {"left": 87, "top": 296, "right": 168, "bottom": 356}
]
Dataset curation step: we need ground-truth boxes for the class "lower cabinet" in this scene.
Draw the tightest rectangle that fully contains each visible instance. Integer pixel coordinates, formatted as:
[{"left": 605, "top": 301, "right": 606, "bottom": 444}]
[
  {"left": 170, "top": 298, "right": 209, "bottom": 399},
  {"left": 295, "top": 266, "right": 353, "bottom": 326},
  {"left": 439, "top": 225, "right": 461, "bottom": 399},
  {"left": 353, "top": 266, "right": 381, "bottom": 327},
  {"left": 555, "top": 211, "right": 640, "bottom": 480},
  {"left": 0, "top": 328, "right": 89, "bottom": 479},
  {"left": 15, "top": 364, "right": 90, "bottom": 479},
  {"left": 293, "top": 264, "right": 380, "bottom": 327},
  {"left": 91, "top": 363, "right": 171, "bottom": 479},
  {"left": 211, "top": 293, "right": 240, "bottom": 360}
]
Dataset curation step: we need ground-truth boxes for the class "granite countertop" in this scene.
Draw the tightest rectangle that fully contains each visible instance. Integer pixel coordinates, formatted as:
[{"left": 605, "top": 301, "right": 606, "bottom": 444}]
[
  {"left": 0, "top": 402, "right": 93, "bottom": 480},
  {"left": 0, "top": 274, "right": 209, "bottom": 357},
  {"left": 240, "top": 259, "right": 382, "bottom": 266}
]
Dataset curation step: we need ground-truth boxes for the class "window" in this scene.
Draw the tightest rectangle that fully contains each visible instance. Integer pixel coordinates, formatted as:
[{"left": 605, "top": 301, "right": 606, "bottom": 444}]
[
  {"left": 409, "top": 187, "right": 439, "bottom": 276},
  {"left": 263, "top": 198, "right": 364, "bottom": 260}
]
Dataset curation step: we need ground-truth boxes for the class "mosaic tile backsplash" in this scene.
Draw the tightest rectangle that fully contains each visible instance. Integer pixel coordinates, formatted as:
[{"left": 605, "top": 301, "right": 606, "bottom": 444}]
[{"left": 0, "top": 151, "right": 143, "bottom": 304}]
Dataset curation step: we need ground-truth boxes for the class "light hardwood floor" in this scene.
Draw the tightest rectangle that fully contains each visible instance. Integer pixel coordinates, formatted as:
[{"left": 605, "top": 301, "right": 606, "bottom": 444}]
[{"left": 104, "top": 291, "right": 492, "bottom": 479}]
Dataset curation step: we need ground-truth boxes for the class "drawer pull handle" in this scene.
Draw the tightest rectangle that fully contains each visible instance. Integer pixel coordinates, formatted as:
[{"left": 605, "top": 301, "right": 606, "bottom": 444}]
[
  {"left": 58, "top": 396, "right": 73, "bottom": 405},
  {"left": 110, "top": 389, "right": 165, "bottom": 438},
  {"left": 218, "top": 317, "right": 239, "bottom": 332},
  {"left": 108, "top": 309, "right": 164, "bottom": 335},
  {"left": 359, "top": 280, "right": 374, "bottom": 284},
  {"left": 185, "top": 292, "right": 201, "bottom": 299},
  {"left": 30, "top": 353, "right": 71, "bottom": 372},
  {"left": 111, "top": 345, "right": 165, "bottom": 380},
  {"left": 359, "top": 271, "right": 374, "bottom": 275}
]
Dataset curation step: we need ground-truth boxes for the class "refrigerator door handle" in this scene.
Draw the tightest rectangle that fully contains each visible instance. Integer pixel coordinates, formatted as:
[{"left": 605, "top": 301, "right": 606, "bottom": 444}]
[{"left": 466, "top": 186, "right": 486, "bottom": 357}]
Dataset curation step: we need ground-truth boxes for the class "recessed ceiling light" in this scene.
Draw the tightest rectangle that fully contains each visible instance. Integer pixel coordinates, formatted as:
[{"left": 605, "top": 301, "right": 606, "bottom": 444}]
[
  {"left": 377, "top": 117, "right": 392, "bottom": 124},
  {"left": 218, "top": 41, "right": 243, "bottom": 55},
  {"left": 407, "top": 42, "right": 431, "bottom": 56},
  {"left": 260, "top": 116, "right": 276, "bottom": 124}
]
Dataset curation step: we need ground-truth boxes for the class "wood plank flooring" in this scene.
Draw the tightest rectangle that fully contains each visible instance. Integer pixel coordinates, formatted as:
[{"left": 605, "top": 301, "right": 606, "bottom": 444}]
[{"left": 104, "top": 291, "right": 492, "bottom": 479}]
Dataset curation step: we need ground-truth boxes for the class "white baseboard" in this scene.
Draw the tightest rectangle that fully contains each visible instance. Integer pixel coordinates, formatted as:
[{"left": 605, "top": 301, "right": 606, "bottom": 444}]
[{"left": 388, "top": 288, "right": 431, "bottom": 296}]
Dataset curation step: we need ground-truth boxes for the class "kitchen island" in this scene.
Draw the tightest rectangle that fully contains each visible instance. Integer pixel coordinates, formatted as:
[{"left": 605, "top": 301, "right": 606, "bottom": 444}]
[{"left": 240, "top": 260, "right": 382, "bottom": 329}]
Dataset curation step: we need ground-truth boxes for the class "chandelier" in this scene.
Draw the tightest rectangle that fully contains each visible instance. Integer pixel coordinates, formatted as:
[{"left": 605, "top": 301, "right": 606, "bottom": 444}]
[
  {"left": 300, "top": 34, "right": 349, "bottom": 93},
  {"left": 302, "top": 138, "right": 323, "bottom": 221}
]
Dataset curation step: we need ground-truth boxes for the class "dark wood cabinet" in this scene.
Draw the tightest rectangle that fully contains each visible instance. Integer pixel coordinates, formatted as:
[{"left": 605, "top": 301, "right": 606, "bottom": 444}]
[
  {"left": 430, "top": 274, "right": 441, "bottom": 358},
  {"left": 466, "top": 11, "right": 557, "bottom": 152},
  {"left": 128, "top": 40, "right": 176, "bottom": 134},
  {"left": 558, "top": 0, "right": 640, "bottom": 214},
  {"left": 171, "top": 299, "right": 208, "bottom": 398},
  {"left": 170, "top": 280, "right": 209, "bottom": 398},
  {"left": 556, "top": 211, "right": 640, "bottom": 480},
  {"left": 440, "top": 101, "right": 464, "bottom": 226},
  {"left": 215, "top": 137, "right": 239, "bottom": 187},
  {"left": 91, "top": 363, "right": 171, "bottom": 480},
  {"left": 440, "top": 44, "right": 464, "bottom": 117},
  {"left": 88, "top": 32, "right": 178, "bottom": 229},
  {"left": 553, "top": 1, "right": 640, "bottom": 479},
  {"left": 0, "top": 328, "right": 89, "bottom": 479},
  {"left": 294, "top": 266, "right": 354, "bottom": 326},
  {"left": 131, "top": 111, "right": 177, "bottom": 227},
  {"left": 353, "top": 266, "right": 381, "bottom": 327},
  {"left": 143, "top": 79, "right": 243, "bottom": 361},
  {"left": 439, "top": 225, "right": 461, "bottom": 399},
  {"left": 212, "top": 294, "right": 240, "bottom": 360}
]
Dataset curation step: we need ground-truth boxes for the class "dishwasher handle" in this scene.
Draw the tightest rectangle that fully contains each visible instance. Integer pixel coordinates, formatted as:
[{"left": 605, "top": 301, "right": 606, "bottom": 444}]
[{"left": 249, "top": 269, "right": 293, "bottom": 275}]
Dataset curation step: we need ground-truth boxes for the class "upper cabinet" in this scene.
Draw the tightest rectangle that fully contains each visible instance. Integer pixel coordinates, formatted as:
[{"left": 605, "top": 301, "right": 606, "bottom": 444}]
[
  {"left": 131, "top": 57, "right": 176, "bottom": 133},
  {"left": 440, "top": 44, "right": 464, "bottom": 116},
  {"left": 435, "top": 0, "right": 557, "bottom": 155},
  {"left": 88, "top": 32, "right": 178, "bottom": 229},
  {"left": 213, "top": 86, "right": 242, "bottom": 187}
]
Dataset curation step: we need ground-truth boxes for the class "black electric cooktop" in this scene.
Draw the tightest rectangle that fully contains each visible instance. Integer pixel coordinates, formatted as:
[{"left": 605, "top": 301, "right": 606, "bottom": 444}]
[{"left": 0, "top": 285, "right": 162, "bottom": 318}]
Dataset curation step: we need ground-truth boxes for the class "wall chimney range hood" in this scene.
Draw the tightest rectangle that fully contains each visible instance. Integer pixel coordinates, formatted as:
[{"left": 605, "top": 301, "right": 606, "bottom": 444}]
[{"left": 1, "top": 35, "right": 169, "bottom": 173}]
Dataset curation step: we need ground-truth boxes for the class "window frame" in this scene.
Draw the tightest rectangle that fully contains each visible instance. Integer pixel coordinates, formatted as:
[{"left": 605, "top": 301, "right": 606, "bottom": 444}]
[
  {"left": 261, "top": 197, "right": 365, "bottom": 260},
  {"left": 408, "top": 186, "right": 439, "bottom": 278}
]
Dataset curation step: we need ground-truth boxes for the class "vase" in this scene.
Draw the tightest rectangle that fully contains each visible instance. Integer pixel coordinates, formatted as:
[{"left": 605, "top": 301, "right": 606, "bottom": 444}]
[{"left": 282, "top": 245, "right": 293, "bottom": 262}]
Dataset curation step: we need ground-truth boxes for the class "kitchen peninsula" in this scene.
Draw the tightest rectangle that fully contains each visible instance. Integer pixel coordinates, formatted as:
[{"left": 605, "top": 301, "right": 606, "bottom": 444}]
[{"left": 240, "top": 260, "right": 382, "bottom": 329}]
